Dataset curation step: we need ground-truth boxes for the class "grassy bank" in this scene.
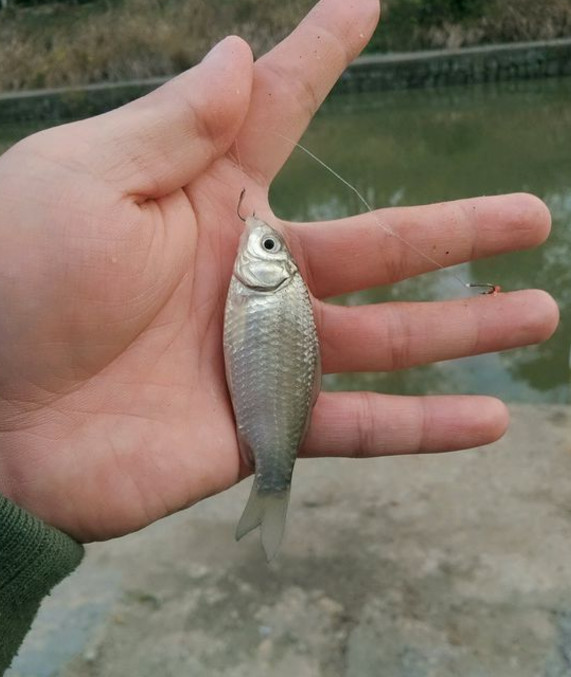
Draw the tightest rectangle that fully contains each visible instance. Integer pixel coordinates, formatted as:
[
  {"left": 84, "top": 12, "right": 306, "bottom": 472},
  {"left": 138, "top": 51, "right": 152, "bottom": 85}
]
[{"left": 1, "top": 0, "right": 570, "bottom": 92}]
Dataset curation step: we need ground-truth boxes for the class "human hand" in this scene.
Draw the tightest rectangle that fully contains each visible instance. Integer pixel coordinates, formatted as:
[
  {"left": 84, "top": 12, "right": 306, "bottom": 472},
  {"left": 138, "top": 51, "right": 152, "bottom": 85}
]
[{"left": 0, "top": 0, "right": 558, "bottom": 541}]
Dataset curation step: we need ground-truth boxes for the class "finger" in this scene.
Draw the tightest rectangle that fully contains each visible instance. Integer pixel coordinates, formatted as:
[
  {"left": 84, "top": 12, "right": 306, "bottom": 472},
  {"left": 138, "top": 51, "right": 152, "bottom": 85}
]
[
  {"left": 301, "top": 392, "right": 509, "bottom": 458},
  {"left": 47, "top": 37, "right": 253, "bottom": 198},
  {"left": 236, "top": 0, "right": 380, "bottom": 183},
  {"left": 318, "top": 289, "right": 559, "bottom": 373},
  {"left": 289, "top": 193, "right": 551, "bottom": 298}
]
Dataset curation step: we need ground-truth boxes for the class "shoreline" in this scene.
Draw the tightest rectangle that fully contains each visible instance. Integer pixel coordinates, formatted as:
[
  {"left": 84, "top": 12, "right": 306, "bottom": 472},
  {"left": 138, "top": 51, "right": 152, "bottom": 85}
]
[{"left": 0, "top": 37, "right": 570, "bottom": 124}]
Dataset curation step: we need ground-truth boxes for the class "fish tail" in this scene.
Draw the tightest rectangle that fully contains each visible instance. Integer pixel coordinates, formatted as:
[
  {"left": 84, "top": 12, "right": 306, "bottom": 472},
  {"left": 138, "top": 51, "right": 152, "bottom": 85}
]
[{"left": 235, "top": 483, "right": 291, "bottom": 562}]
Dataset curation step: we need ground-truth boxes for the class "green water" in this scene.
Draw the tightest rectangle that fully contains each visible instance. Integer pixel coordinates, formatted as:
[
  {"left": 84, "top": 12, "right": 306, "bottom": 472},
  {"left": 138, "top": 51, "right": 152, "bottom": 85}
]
[
  {"left": 270, "top": 78, "right": 571, "bottom": 404},
  {"left": 1, "top": 78, "right": 570, "bottom": 403}
]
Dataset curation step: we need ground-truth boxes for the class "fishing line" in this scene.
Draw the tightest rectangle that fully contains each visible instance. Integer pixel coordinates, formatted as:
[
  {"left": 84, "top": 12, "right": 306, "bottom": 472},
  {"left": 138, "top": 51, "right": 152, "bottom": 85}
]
[{"left": 270, "top": 130, "right": 498, "bottom": 295}]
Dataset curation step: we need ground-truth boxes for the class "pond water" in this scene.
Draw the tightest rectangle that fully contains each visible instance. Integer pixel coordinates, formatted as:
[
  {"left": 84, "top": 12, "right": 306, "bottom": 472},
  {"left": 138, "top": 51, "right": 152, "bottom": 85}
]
[
  {"left": 1, "top": 77, "right": 569, "bottom": 403},
  {"left": 271, "top": 78, "right": 571, "bottom": 404}
]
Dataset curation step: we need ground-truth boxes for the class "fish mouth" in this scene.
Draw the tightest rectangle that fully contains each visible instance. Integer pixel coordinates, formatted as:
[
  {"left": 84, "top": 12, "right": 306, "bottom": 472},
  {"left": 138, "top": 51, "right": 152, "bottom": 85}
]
[{"left": 234, "top": 269, "right": 292, "bottom": 293}]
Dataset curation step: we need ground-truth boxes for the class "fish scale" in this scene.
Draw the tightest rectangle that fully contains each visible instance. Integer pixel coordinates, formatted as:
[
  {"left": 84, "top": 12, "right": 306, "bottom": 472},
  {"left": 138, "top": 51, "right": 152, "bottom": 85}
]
[{"left": 225, "top": 275, "right": 317, "bottom": 489}]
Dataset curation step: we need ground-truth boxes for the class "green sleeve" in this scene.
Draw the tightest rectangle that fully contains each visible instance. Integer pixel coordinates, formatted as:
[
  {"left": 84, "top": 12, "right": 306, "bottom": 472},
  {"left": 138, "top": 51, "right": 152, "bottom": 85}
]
[{"left": 0, "top": 494, "right": 84, "bottom": 672}]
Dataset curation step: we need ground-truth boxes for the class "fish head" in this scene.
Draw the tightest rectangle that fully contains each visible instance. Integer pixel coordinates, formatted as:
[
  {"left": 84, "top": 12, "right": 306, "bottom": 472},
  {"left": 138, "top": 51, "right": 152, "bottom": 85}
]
[{"left": 234, "top": 216, "right": 298, "bottom": 291}]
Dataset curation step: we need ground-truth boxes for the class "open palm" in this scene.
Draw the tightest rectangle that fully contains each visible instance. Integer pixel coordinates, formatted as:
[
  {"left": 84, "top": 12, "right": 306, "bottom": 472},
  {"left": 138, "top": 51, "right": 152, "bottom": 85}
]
[{"left": 0, "top": 0, "right": 558, "bottom": 542}]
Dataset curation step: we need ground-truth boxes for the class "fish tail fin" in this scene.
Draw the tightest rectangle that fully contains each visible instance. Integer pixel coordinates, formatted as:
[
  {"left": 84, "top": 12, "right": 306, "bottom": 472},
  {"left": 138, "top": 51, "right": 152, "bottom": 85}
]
[{"left": 235, "top": 483, "right": 291, "bottom": 562}]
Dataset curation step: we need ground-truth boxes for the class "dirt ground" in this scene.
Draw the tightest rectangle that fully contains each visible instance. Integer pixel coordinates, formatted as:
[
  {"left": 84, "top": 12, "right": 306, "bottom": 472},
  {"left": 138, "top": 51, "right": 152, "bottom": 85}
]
[{"left": 7, "top": 404, "right": 571, "bottom": 677}]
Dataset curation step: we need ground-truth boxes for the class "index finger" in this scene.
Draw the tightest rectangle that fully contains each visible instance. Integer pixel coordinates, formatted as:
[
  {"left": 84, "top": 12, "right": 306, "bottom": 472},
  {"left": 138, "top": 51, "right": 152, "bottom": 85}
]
[{"left": 236, "top": 0, "right": 380, "bottom": 184}]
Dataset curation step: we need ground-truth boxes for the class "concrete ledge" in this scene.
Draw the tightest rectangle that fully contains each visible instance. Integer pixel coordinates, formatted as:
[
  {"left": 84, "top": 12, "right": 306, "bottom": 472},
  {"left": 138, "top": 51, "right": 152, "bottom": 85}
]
[
  {"left": 335, "top": 37, "right": 571, "bottom": 94},
  {"left": 0, "top": 78, "right": 168, "bottom": 124},
  {"left": 0, "top": 38, "right": 570, "bottom": 124}
]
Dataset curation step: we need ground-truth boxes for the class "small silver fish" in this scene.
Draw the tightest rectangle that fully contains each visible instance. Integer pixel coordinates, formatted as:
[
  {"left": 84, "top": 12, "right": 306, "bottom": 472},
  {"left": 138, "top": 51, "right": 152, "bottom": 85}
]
[{"left": 223, "top": 214, "right": 321, "bottom": 561}]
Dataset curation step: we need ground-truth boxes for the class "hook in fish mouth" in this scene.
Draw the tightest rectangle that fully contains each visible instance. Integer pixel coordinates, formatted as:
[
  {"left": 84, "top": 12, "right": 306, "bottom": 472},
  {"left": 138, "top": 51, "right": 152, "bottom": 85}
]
[
  {"left": 236, "top": 189, "right": 247, "bottom": 222},
  {"left": 237, "top": 188, "right": 256, "bottom": 222}
]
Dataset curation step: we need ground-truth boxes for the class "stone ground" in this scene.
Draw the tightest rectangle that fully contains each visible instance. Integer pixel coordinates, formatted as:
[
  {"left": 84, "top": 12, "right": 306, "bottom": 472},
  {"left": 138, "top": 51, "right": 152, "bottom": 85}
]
[{"left": 6, "top": 404, "right": 571, "bottom": 677}]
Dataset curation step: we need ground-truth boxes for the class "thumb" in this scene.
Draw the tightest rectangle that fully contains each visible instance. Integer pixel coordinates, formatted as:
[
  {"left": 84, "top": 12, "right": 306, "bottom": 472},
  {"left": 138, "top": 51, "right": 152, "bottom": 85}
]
[{"left": 77, "top": 36, "right": 254, "bottom": 199}]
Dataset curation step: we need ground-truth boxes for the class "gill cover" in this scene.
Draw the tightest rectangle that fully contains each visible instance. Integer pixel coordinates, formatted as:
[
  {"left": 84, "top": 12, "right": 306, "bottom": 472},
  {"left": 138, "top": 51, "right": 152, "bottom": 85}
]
[{"left": 234, "top": 216, "right": 297, "bottom": 291}]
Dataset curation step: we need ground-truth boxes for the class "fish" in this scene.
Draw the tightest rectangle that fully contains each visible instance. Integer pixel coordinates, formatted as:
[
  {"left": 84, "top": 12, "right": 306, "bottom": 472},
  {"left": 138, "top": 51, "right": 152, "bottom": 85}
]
[{"left": 223, "top": 212, "right": 321, "bottom": 561}]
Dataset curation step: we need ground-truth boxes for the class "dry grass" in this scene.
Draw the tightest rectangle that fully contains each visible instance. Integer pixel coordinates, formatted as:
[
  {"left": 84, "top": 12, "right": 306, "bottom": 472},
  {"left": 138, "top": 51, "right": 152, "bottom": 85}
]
[
  {"left": 481, "top": 0, "right": 571, "bottom": 44},
  {"left": 0, "top": 0, "right": 570, "bottom": 92},
  {"left": 371, "top": 0, "right": 571, "bottom": 51},
  {"left": 0, "top": 0, "right": 314, "bottom": 91}
]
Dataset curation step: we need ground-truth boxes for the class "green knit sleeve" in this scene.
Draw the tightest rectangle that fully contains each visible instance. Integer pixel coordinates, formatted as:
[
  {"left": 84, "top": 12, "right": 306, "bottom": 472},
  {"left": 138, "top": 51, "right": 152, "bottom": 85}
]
[{"left": 0, "top": 494, "right": 84, "bottom": 672}]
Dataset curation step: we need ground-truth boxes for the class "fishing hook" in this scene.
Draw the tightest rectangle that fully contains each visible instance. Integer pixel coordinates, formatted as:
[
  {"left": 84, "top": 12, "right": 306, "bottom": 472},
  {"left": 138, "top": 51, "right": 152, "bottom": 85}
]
[
  {"left": 467, "top": 282, "right": 502, "bottom": 295},
  {"left": 237, "top": 188, "right": 247, "bottom": 222}
]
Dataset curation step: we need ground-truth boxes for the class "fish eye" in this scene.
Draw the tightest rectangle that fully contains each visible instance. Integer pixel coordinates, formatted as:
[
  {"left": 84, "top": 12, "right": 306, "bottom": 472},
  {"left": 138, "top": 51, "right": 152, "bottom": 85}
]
[{"left": 262, "top": 236, "right": 279, "bottom": 252}]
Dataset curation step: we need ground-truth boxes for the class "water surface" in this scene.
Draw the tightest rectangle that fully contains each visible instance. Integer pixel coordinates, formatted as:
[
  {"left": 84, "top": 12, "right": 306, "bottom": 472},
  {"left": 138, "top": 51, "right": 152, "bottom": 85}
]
[{"left": 271, "top": 78, "right": 571, "bottom": 403}]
